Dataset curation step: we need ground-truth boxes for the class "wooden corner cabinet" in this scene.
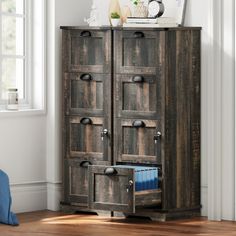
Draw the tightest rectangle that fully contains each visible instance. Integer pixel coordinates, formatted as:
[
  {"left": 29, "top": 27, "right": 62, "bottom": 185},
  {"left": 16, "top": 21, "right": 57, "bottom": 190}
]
[{"left": 60, "top": 26, "right": 201, "bottom": 221}]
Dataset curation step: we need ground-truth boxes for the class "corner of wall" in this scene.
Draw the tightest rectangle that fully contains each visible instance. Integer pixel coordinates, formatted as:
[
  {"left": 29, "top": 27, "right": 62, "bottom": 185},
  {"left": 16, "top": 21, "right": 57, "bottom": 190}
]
[{"left": 47, "top": 182, "right": 62, "bottom": 211}]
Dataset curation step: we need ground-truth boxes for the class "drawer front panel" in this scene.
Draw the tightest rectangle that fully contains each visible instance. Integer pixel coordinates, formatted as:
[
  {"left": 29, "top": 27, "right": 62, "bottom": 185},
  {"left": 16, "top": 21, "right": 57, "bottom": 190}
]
[
  {"left": 115, "top": 74, "right": 163, "bottom": 119},
  {"left": 114, "top": 30, "right": 165, "bottom": 74},
  {"left": 64, "top": 159, "right": 110, "bottom": 205},
  {"left": 114, "top": 119, "right": 162, "bottom": 164},
  {"left": 88, "top": 165, "right": 135, "bottom": 213},
  {"left": 62, "top": 30, "right": 111, "bottom": 73},
  {"left": 65, "top": 116, "right": 111, "bottom": 162},
  {"left": 88, "top": 165, "right": 162, "bottom": 213},
  {"left": 64, "top": 73, "right": 111, "bottom": 116}
]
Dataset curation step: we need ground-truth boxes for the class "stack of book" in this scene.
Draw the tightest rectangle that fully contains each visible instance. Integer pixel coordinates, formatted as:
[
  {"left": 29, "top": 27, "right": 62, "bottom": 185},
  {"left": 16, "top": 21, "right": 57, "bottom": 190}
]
[{"left": 123, "top": 17, "right": 178, "bottom": 28}]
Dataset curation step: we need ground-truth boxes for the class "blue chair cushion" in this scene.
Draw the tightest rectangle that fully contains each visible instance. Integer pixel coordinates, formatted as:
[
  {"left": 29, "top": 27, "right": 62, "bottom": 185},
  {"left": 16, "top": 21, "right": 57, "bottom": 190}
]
[{"left": 0, "top": 170, "right": 19, "bottom": 226}]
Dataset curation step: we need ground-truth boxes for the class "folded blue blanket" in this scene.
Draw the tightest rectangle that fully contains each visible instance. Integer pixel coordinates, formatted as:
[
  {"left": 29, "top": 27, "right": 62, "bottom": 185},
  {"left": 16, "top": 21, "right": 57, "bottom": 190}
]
[{"left": 0, "top": 170, "right": 19, "bottom": 226}]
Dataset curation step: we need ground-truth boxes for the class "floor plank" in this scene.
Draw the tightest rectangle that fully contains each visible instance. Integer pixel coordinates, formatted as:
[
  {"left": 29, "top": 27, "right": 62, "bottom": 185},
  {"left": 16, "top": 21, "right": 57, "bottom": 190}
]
[{"left": 0, "top": 211, "right": 236, "bottom": 236}]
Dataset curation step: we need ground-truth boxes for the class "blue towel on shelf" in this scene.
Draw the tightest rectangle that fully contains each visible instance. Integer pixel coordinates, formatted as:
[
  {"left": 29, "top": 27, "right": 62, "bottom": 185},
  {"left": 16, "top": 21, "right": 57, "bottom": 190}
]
[{"left": 0, "top": 170, "right": 19, "bottom": 226}]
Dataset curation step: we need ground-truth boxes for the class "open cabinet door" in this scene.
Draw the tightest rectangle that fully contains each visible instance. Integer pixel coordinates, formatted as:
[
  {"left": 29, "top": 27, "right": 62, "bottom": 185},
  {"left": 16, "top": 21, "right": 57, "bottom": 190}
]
[{"left": 88, "top": 165, "right": 135, "bottom": 213}]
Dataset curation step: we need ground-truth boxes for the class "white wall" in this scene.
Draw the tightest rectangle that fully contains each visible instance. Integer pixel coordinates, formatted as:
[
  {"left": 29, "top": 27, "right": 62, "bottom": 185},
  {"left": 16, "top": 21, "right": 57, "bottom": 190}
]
[
  {"left": 94, "top": 0, "right": 186, "bottom": 26},
  {"left": 0, "top": 113, "right": 47, "bottom": 213},
  {"left": 186, "top": 0, "right": 235, "bottom": 220}
]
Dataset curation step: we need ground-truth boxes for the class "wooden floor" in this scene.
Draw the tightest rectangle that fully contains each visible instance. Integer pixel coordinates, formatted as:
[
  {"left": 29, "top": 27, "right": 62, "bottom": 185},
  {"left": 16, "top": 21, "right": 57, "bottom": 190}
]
[{"left": 1, "top": 211, "right": 236, "bottom": 236}]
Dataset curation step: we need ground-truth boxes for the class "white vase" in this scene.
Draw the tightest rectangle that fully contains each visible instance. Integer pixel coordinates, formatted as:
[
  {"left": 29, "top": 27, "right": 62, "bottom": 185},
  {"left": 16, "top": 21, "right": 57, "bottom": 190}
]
[
  {"left": 111, "top": 18, "right": 121, "bottom": 26},
  {"left": 133, "top": 2, "right": 148, "bottom": 17}
]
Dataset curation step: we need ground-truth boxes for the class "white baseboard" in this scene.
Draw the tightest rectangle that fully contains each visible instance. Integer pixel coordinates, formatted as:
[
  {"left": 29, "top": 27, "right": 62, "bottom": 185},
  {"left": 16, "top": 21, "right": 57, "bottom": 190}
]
[
  {"left": 47, "top": 182, "right": 62, "bottom": 211},
  {"left": 10, "top": 182, "right": 207, "bottom": 216},
  {"left": 10, "top": 182, "right": 47, "bottom": 213},
  {"left": 201, "top": 186, "right": 208, "bottom": 217}
]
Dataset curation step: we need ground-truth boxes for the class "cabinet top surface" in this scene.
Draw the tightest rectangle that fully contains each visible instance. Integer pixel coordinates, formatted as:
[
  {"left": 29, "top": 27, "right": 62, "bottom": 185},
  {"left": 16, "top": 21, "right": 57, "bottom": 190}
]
[{"left": 60, "top": 26, "right": 202, "bottom": 31}]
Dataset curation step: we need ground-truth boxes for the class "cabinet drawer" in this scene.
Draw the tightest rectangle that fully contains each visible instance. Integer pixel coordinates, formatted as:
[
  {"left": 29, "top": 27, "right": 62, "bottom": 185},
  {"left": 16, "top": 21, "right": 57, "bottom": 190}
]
[
  {"left": 64, "top": 73, "right": 111, "bottom": 116},
  {"left": 65, "top": 116, "right": 111, "bottom": 162},
  {"left": 114, "top": 74, "right": 163, "bottom": 119},
  {"left": 114, "top": 119, "right": 162, "bottom": 164},
  {"left": 88, "top": 165, "right": 161, "bottom": 213},
  {"left": 64, "top": 159, "right": 110, "bottom": 205},
  {"left": 62, "top": 29, "right": 111, "bottom": 73},
  {"left": 114, "top": 30, "right": 165, "bottom": 74}
]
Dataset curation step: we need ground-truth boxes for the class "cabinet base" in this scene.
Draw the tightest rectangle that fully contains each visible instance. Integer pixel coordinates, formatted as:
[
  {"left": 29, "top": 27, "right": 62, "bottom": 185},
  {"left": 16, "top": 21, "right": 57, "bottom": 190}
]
[
  {"left": 114, "top": 207, "right": 201, "bottom": 221},
  {"left": 61, "top": 202, "right": 201, "bottom": 221},
  {"left": 60, "top": 202, "right": 112, "bottom": 217}
]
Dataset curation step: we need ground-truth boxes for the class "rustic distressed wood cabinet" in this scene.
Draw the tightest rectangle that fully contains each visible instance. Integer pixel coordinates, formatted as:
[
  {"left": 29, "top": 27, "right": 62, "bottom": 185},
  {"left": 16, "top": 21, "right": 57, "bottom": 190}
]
[{"left": 60, "top": 26, "right": 201, "bottom": 221}]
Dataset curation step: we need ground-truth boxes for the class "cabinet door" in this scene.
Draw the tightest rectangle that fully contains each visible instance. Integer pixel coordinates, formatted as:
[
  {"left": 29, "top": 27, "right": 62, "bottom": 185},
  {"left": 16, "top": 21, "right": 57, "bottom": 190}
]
[
  {"left": 88, "top": 165, "right": 162, "bottom": 213},
  {"left": 63, "top": 159, "right": 91, "bottom": 205},
  {"left": 66, "top": 116, "right": 111, "bottom": 162},
  {"left": 114, "top": 30, "right": 165, "bottom": 74},
  {"left": 63, "top": 159, "right": 110, "bottom": 205},
  {"left": 114, "top": 119, "right": 162, "bottom": 164},
  {"left": 64, "top": 73, "right": 111, "bottom": 116},
  {"left": 62, "top": 29, "right": 111, "bottom": 73},
  {"left": 88, "top": 165, "right": 135, "bottom": 213},
  {"left": 114, "top": 74, "right": 163, "bottom": 119}
]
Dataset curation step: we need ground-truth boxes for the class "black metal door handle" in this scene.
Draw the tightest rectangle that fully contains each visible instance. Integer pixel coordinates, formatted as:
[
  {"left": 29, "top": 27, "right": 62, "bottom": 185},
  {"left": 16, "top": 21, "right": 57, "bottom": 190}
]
[
  {"left": 132, "top": 120, "right": 146, "bottom": 128},
  {"left": 80, "top": 117, "right": 92, "bottom": 125},
  {"left": 80, "top": 161, "right": 92, "bottom": 168},
  {"left": 80, "top": 74, "right": 92, "bottom": 81},
  {"left": 132, "top": 75, "right": 144, "bottom": 83},
  {"left": 134, "top": 31, "right": 145, "bottom": 38},
  {"left": 104, "top": 167, "right": 117, "bottom": 176},
  {"left": 80, "top": 31, "right": 92, "bottom": 37}
]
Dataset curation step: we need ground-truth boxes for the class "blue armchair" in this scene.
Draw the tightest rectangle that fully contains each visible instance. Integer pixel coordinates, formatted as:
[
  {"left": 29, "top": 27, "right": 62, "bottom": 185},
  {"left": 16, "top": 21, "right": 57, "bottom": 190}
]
[{"left": 0, "top": 170, "right": 19, "bottom": 226}]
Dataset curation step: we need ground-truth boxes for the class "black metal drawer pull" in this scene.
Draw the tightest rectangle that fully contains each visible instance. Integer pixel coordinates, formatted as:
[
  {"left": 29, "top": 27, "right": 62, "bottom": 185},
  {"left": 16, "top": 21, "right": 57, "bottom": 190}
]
[
  {"left": 80, "top": 73, "right": 92, "bottom": 81},
  {"left": 134, "top": 31, "right": 145, "bottom": 38},
  {"left": 80, "top": 31, "right": 92, "bottom": 37},
  {"left": 80, "top": 161, "right": 92, "bottom": 168},
  {"left": 132, "top": 75, "right": 144, "bottom": 83},
  {"left": 132, "top": 120, "right": 146, "bottom": 128},
  {"left": 104, "top": 167, "right": 117, "bottom": 176},
  {"left": 80, "top": 117, "right": 92, "bottom": 125}
]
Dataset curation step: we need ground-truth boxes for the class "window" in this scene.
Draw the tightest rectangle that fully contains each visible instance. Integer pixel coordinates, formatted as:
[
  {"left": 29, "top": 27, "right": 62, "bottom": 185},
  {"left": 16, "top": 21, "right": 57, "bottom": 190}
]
[{"left": 0, "top": 0, "right": 45, "bottom": 111}]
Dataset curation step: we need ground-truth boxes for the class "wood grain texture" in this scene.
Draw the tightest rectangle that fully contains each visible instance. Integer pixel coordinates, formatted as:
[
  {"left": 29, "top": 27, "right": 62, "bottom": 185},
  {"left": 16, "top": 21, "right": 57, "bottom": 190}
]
[
  {"left": 63, "top": 29, "right": 111, "bottom": 73},
  {"left": 66, "top": 116, "right": 105, "bottom": 160},
  {"left": 88, "top": 165, "right": 135, "bottom": 213},
  {"left": 2, "top": 211, "right": 236, "bottom": 236},
  {"left": 114, "top": 119, "right": 162, "bottom": 164},
  {"left": 163, "top": 30, "right": 201, "bottom": 211},
  {"left": 114, "top": 30, "right": 166, "bottom": 75},
  {"left": 63, "top": 159, "right": 112, "bottom": 208},
  {"left": 88, "top": 165, "right": 162, "bottom": 213},
  {"left": 62, "top": 27, "right": 201, "bottom": 219},
  {"left": 61, "top": 28, "right": 112, "bottom": 210},
  {"left": 64, "top": 72, "right": 111, "bottom": 117},
  {"left": 115, "top": 74, "right": 162, "bottom": 119}
]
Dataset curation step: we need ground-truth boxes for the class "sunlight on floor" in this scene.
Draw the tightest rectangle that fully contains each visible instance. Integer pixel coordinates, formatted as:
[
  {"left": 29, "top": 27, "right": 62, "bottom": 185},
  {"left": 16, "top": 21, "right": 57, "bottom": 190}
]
[{"left": 41, "top": 215, "right": 127, "bottom": 226}]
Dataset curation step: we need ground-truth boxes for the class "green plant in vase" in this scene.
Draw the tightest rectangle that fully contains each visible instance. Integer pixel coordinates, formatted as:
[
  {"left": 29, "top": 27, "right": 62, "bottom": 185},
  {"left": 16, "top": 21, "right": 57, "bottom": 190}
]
[
  {"left": 111, "top": 12, "right": 120, "bottom": 19},
  {"left": 110, "top": 12, "right": 121, "bottom": 26}
]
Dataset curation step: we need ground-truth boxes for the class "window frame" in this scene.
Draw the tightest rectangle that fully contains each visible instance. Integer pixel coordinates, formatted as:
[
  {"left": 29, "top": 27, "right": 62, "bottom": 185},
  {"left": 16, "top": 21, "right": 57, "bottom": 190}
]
[{"left": 0, "top": 0, "right": 45, "bottom": 112}]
